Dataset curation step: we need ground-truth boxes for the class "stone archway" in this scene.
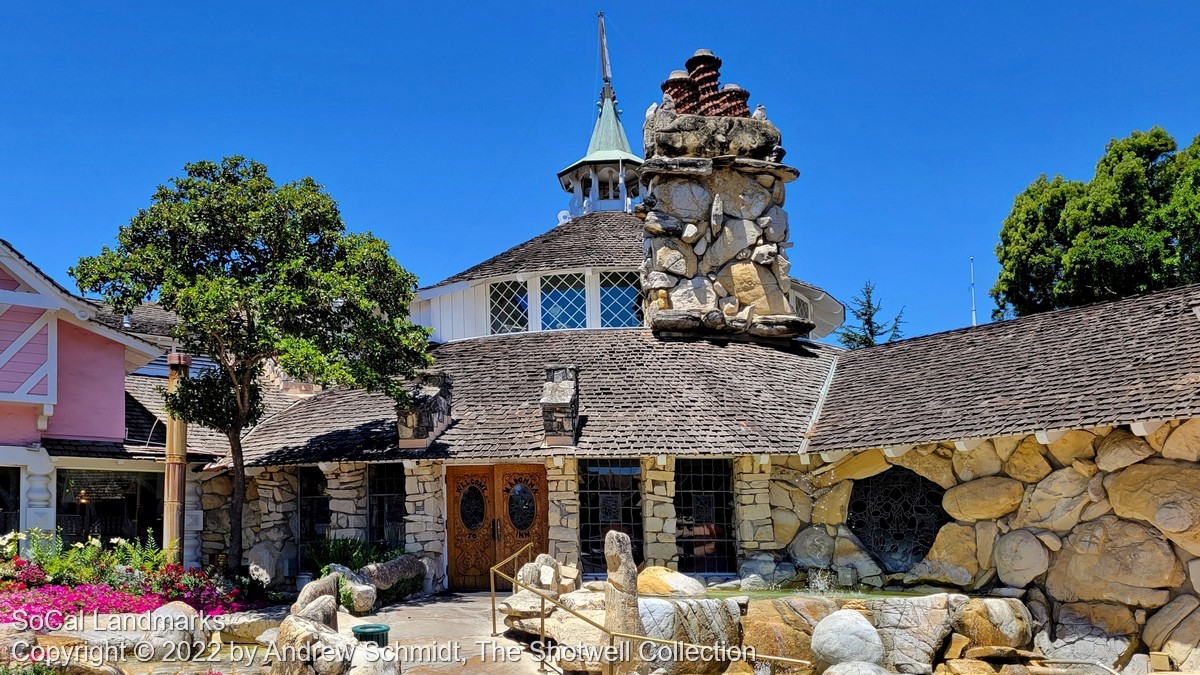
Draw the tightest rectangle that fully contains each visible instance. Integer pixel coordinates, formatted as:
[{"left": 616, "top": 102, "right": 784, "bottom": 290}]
[{"left": 845, "top": 466, "right": 951, "bottom": 574}]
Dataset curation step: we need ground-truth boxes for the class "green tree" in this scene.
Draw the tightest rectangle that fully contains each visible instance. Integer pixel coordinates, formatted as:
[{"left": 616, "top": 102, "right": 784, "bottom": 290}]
[
  {"left": 991, "top": 127, "right": 1200, "bottom": 318},
  {"left": 72, "top": 157, "right": 431, "bottom": 571},
  {"left": 836, "top": 280, "right": 905, "bottom": 349}
]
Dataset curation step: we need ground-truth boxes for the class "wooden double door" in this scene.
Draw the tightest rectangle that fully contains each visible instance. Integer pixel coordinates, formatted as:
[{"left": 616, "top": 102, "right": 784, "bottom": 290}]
[{"left": 446, "top": 464, "right": 548, "bottom": 590}]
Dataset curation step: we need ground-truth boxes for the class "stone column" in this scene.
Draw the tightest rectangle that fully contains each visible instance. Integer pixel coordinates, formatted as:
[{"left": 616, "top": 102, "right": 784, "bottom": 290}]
[
  {"left": 641, "top": 456, "right": 678, "bottom": 569},
  {"left": 734, "top": 455, "right": 774, "bottom": 569},
  {"left": 183, "top": 467, "right": 204, "bottom": 568},
  {"left": 545, "top": 457, "right": 581, "bottom": 568},
  {"left": 403, "top": 459, "right": 446, "bottom": 591},
  {"left": 22, "top": 447, "right": 55, "bottom": 532},
  {"left": 322, "top": 462, "right": 368, "bottom": 540}
]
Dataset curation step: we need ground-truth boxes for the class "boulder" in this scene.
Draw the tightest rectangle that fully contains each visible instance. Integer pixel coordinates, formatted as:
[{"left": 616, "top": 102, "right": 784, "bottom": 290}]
[
  {"left": 290, "top": 571, "right": 340, "bottom": 614},
  {"left": 952, "top": 598, "right": 1033, "bottom": 649},
  {"left": 146, "top": 601, "right": 213, "bottom": 660},
  {"left": 710, "top": 169, "right": 773, "bottom": 220},
  {"left": 1144, "top": 594, "right": 1200, "bottom": 650},
  {"left": 890, "top": 450, "right": 957, "bottom": 489},
  {"left": 1107, "top": 461, "right": 1200, "bottom": 555},
  {"left": 295, "top": 594, "right": 338, "bottom": 631},
  {"left": 273, "top": 612, "right": 397, "bottom": 675},
  {"left": 560, "top": 589, "right": 606, "bottom": 612},
  {"left": 1033, "top": 602, "right": 1139, "bottom": 669},
  {"left": 326, "top": 564, "right": 377, "bottom": 613},
  {"left": 869, "top": 593, "right": 967, "bottom": 674},
  {"left": 826, "top": 663, "right": 891, "bottom": 675},
  {"left": 1095, "top": 429, "right": 1155, "bottom": 472},
  {"left": 654, "top": 178, "right": 713, "bottom": 222},
  {"left": 952, "top": 442, "right": 1002, "bottom": 481},
  {"left": 834, "top": 526, "right": 884, "bottom": 579},
  {"left": 638, "top": 567, "right": 706, "bottom": 597},
  {"left": 256, "top": 627, "right": 278, "bottom": 647},
  {"left": 507, "top": 609, "right": 607, "bottom": 671},
  {"left": 1011, "top": 468, "right": 1090, "bottom": 532},
  {"left": 639, "top": 597, "right": 742, "bottom": 674},
  {"left": 904, "top": 523, "right": 978, "bottom": 587},
  {"left": 943, "top": 478, "right": 1024, "bottom": 521},
  {"left": 976, "top": 522, "right": 999, "bottom": 570},
  {"left": 359, "top": 552, "right": 426, "bottom": 591},
  {"left": 1162, "top": 606, "right": 1200, "bottom": 672},
  {"left": 714, "top": 261, "right": 790, "bottom": 314},
  {"left": 219, "top": 605, "right": 290, "bottom": 643},
  {"left": 788, "top": 527, "right": 835, "bottom": 568},
  {"left": 1045, "top": 516, "right": 1183, "bottom": 608},
  {"left": 993, "top": 531, "right": 1048, "bottom": 588},
  {"left": 811, "top": 609, "right": 885, "bottom": 667},
  {"left": 668, "top": 277, "right": 717, "bottom": 312},
  {"left": 1047, "top": 430, "right": 1096, "bottom": 467},
  {"left": 812, "top": 481, "right": 852, "bottom": 526},
  {"left": 247, "top": 540, "right": 283, "bottom": 588},
  {"left": 942, "top": 659, "right": 998, "bottom": 675},
  {"left": 651, "top": 237, "right": 699, "bottom": 277},
  {"left": 1163, "top": 419, "right": 1200, "bottom": 461},
  {"left": 772, "top": 507, "right": 802, "bottom": 548},
  {"left": 653, "top": 115, "right": 782, "bottom": 160},
  {"left": 740, "top": 596, "right": 839, "bottom": 668},
  {"left": 605, "top": 530, "right": 645, "bottom": 670},
  {"left": 497, "top": 589, "right": 558, "bottom": 619},
  {"left": 813, "top": 450, "right": 890, "bottom": 488},
  {"left": 1003, "top": 438, "right": 1051, "bottom": 483}
]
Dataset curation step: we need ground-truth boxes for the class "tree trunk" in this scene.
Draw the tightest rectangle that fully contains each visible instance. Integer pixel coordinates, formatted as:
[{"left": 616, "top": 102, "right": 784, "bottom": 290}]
[{"left": 227, "top": 432, "right": 247, "bottom": 575}]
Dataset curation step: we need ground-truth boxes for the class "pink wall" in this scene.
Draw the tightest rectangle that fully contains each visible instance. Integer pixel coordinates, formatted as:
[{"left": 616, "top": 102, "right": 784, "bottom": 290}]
[
  {"left": 0, "top": 402, "right": 38, "bottom": 446},
  {"left": 43, "top": 322, "right": 126, "bottom": 441},
  {"left": 0, "top": 306, "right": 50, "bottom": 396}
]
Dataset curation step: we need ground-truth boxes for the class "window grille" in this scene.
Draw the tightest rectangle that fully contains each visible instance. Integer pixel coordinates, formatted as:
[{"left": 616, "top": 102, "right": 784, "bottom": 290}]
[
  {"left": 791, "top": 294, "right": 811, "bottom": 320},
  {"left": 298, "top": 466, "right": 331, "bottom": 547},
  {"left": 599, "top": 271, "right": 643, "bottom": 328},
  {"left": 674, "top": 459, "right": 737, "bottom": 574},
  {"left": 489, "top": 280, "right": 529, "bottom": 334},
  {"left": 55, "top": 469, "right": 164, "bottom": 546},
  {"left": 368, "top": 464, "right": 406, "bottom": 550},
  {"left": 846, "top": 467, "right": 950, "bottom": 574},
  {"left": 540, "top": 273, "right": 587, "bottom": 330},
  {"left": 579, "top": 459, "right": 643, "bottom": 574}
]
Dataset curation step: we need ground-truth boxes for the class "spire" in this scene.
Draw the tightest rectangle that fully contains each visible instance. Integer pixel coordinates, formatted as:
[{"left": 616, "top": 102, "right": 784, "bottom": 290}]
[{"left": 557, "top": 11, "right": 642, "bottom": 216}]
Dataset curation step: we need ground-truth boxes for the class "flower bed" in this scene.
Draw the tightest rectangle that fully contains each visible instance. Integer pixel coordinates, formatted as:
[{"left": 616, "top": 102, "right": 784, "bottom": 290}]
[{"left": 0, "top": 530, "right": 249, "bottom": 622}]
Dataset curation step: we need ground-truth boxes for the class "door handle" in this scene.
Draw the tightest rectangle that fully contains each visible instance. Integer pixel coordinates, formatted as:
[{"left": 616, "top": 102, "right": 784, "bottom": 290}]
[{"left": 492, "top": 518, "right": 498, "bottom": 541}]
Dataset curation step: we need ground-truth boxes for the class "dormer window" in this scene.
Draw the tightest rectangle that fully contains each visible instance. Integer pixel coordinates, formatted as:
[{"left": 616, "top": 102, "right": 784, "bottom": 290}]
[
  {"left": 600, "top": 271, "right": 643, "bottom": 328},
  {"left": 539, "top": 274, "right": 587, "bottom": 330},
  {"left": 489, "top": 280, "right": 529, "bottom": 335}
]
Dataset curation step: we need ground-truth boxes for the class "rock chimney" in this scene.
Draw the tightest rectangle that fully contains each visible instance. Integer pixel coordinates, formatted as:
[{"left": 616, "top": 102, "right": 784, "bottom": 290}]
[
  {"left": 638, "top": 50, "right": 812, "bottom": 339},
  {"left": 396, "top": 370, "right": 452, "bottom": 449},
  {"left": 540, "top": 364, "right": 579, "bottom": 447}
]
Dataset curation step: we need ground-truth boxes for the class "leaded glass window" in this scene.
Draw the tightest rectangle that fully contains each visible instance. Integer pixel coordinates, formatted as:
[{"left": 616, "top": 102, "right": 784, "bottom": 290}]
[
  {"left": 600, "top": 271, "right": 643, "bottom": 328},
  {"left": 539, "top": 273, "right": 587, "bottom": 330},
  {"left": 791, "top": 294, "right": 811, "bottom": 320},
  {"left": 674, "top": 459, "right": 736, "bottom": 574},
  {"left": 489, "top": 280, "right": 529, "bottom": 335},
  {"left": 298, "top": 466, "right": 330, "bottom": 545},
  {"left": 846, "top": 467, "right": 950, "bottom": 574},
  {"left": 368, "top": 464, "right": 406, "bottom": 550},
  {"left": 55, "top": 470, "right": 164, "bottom": 545},
  {"left": 579, "top": 459, "right": 643, "bottom": 574}
]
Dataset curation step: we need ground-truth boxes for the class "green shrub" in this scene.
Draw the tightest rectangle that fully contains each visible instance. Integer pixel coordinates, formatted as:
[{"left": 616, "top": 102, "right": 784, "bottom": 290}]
[
  {"left": 301, "top": 538, "right": 403, "bottom": 575},
  {"left": 0, "top": 662, "right": 57, "bottom": 675}
]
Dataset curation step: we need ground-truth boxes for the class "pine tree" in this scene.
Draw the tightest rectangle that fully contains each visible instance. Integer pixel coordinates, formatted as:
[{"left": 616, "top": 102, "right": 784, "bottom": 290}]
[{"left": 836, "top": 280, "right": 905, "bottom": 349}]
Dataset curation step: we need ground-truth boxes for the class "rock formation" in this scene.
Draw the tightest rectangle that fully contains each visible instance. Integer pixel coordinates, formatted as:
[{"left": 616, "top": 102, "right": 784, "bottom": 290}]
[{"left": 639, "top": 50, "right": 811, "bottom": 338}]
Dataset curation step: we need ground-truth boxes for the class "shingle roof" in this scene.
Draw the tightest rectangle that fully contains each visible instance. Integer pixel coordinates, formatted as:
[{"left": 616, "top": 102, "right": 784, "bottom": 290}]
[
  {"left": 423, "top": 211, "right": 645, "bottom": 290},
  {"left": 237, "top": 329, "right": 840, "bottom": 466},
  {"left": 123, "top": 374, "right": 304, "bottom": 458},
  {"left": 41, "top": 438, "right": 217, "bottom": 461},
  {"left": 90, "top": 302, "right": 179, "bottom": 338},
  {"left": 808, "top": 284, "right": 1200, "bottom": 452}
]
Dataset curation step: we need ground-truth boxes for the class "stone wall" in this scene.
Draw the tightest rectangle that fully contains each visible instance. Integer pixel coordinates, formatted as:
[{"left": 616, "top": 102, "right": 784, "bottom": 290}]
[
  {"left": 403, "top": 459, "right": 446, "bottom": 591},
  {"left": 321, "top": 461, "right": 368, "bottom": 540},
  {"left": 546, "top": 457, "right": 581, "bottom": 568},
  {"left": 641, "top": 456, "right": 677, "bottom": 569},
  {"left": 758, "top": 420, "right": 1200, "bottom": 671},
  {"left": 734, "top": 455, "right": 777, "bottom": 579}
]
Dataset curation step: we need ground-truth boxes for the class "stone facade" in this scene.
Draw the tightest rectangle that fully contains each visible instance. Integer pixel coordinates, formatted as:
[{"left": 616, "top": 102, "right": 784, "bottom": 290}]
[
  {"left": 640, "top": 456, "right": 677, "bottom": 569},
  {"left": 321, "top": 461, "right": 367, "bottom": 540},
  {"left": 545, "top": 457, "right": 581, "bottom": 568},
  {"left": 637, "top": 50, "right": 812, "bottom": 339},
  {"left": 402, "top": 459, "right": 446, "bottom": 591}
]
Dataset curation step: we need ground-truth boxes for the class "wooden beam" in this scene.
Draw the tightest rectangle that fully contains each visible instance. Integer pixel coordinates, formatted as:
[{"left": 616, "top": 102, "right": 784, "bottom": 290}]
[
  {"left": 0, "top": 289, "right": 60, "bottom": 311},
  {"left": 1130, "top": 420, "right": 1168, "bottom": 437},
  {"left": 1035, "top": 430, "right": 1067, "bottom": 445},
  {"left": 819, "top": 450, "right": 849, "bottom": 463}
]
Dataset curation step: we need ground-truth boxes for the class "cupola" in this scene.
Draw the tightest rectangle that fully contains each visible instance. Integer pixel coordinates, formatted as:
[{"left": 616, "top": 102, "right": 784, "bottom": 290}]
[{"left": 557, "top": 12, "right": 643, "bottom": 217}]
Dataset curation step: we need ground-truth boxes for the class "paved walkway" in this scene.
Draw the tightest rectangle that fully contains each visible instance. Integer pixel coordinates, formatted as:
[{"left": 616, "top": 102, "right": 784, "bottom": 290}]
[{"left": 369, "top": 592, "right": 546, "bottom": 674}]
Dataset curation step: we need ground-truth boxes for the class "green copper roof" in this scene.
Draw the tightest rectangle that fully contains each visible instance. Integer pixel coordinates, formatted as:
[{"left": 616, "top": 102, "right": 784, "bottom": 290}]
[{"left": 558, "top": 95, "right": 642, "bottom": 178}]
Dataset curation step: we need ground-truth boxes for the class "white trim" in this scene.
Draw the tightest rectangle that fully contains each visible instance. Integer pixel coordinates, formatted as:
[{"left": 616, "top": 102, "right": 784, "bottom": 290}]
[
  {"left": 0, "top": 289, "right": 60, "bottom": 311},
  {"left": 1130, "top": 420, "right": 1168, "bottom": 437},
  {"left": 0, "top": 312, "right": 51, "bottom": 369},
  {"left": 415, "top": 281, "right": 472, "bottom": 302},
  {"left": 1034, "top": 430, "right": 1067, "bottom": 445},
  {"left": 528, "top": 277, "right": 542, "bottom": 332},
  {"left": 953, "top": 438, "right": 986, "bottom": 452},
  {"left": 15, "top": 362, "right": 51, "bottom": 396},
  {"left": 883, "top": 445, "right": 912, "bottom": 458}
]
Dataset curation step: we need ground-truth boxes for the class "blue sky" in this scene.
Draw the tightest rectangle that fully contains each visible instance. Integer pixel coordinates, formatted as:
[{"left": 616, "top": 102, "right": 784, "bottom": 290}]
[{"left": 2, "top": 2, "right": 1198, "bottom": 339}]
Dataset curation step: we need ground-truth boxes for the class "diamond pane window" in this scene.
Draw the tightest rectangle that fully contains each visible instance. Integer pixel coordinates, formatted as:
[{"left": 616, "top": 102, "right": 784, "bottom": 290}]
[
  {"left": 489, "top": 280, "right": 529, "bottom": 335},
  {"left": 540, "top": 273, "right": 587, "bottom": 330},
  {"left": 600, "top": 271, "right": 643, "bottom": 328}
]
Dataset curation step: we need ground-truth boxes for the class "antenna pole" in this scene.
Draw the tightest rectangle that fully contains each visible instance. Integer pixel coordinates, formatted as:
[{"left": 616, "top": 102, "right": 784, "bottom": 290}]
[{"left": 970, "top": 256, "right": 977, "bottom": 327}]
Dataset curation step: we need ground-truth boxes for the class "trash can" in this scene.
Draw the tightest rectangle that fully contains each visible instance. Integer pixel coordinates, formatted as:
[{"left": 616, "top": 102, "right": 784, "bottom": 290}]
[{"left": 351, "top": 624, "right": 390, "bottom": 647}]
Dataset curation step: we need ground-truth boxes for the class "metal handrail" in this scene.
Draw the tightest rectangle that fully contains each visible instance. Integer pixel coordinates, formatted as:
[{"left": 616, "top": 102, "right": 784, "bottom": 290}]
[{"left": 489, "top": 548, "right": 812, "bottom": 674}]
